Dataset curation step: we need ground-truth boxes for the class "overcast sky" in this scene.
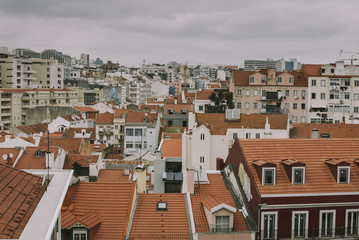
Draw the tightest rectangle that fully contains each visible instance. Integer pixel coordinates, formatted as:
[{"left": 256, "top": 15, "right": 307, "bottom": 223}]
[{"left": 1, "top": 0, "right": 359, "bottom": 67}]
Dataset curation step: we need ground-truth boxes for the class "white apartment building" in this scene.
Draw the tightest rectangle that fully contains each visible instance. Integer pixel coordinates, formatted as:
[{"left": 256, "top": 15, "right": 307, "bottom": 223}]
[
  {"left": 0, "top": 89, "right": 78, "bottom": 128},
  {"left": 303, "top": 62, "right": 359, "bottom": 124},
  {"left": 182, "top": 110, "right": 290, "bottom": 171}
]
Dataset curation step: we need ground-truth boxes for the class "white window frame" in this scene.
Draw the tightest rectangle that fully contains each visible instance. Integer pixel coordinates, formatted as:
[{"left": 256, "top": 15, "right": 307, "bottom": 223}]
[
  {"left": 337, "top": 166, "right": 350, "bottom": 184},
  {"left": 346, "top": 209, "right": 359, "bottom": 236},
  {"left": 245, "top": 89, "right": 250, "bottom": 96},
  {"left": 321, "top": 79, "right": 326, "bottom": 87},
  {"left": 246, "top": 132, "right": 251, "bottom": 139},
  {"left": 215, "top": 215, "right": 230, "bottom": 232},
  {"left": 237, "top": 89, "right": 242, "bottom": 96},
  {"left": 73, "top": 229, "right": 87, "bottom": 240},
  {"left": 292, "top": 167, "right": 305, "bottom": 185},
  {"left": 200, "top": 133, "right": 205, "bottom": 140},
  {"left": 254, "top": 89, "right": 259, "bottom": 96},
  {"left": 261, "top": 211, "right": 278, "bottom": 240},
  {"left": 319, "top": 210, "right": 336, "bottom": 238},
  {"left": 292, "top": 211, "right": 309, "bottom": 239},
  {"left": 200, "top": 156, "right": 204, "bottom": 163},
  {"left": 262, "top": 167, "right": 276, "bottom": 185}
]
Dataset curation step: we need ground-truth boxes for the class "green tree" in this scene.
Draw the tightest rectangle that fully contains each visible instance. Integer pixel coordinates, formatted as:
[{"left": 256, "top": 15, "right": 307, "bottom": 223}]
[{"left": 225, "top": 92, "right": 234, "bottom": 109}]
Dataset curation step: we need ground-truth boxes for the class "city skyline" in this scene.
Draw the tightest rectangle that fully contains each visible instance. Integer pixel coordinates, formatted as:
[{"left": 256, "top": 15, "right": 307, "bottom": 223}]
[{"left": 1, "top": 0, "right": 359, "bottom": 66}]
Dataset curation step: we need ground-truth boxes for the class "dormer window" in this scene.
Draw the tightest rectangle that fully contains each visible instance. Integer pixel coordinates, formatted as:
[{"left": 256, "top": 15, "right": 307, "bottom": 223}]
[
  {"left": 35, "top": 149, "right": 43, "bottom": 157},
  {"left": 338, "top": 166, "right": 350, "bottom": 184},
  {"left": 292, "top": 167, "right": 305, "bottom": 184},
  {"left": 262, "top": 168, "right": 275, "bottom": 185},
  {"left": 277, "top": 77, "right": 282, "bottom": 83},
  {"left": 249, "top": 77, "right": 254, "bottom": 83},
  {"left": 289, "top": 77, "right": 294, "bottom": 83},
  {"left": 216, "top": 216, "right": 230, "bottom": 232},
  {"left": 157, "top": 202, "right": 167, "bottom": 211},
  {"left": 261, "top": 77, "right": 266, "bottom": 83}
]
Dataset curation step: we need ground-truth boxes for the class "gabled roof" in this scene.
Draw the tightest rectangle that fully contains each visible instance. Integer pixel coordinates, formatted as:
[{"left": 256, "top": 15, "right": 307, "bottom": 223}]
[
  {"left": 164, "top": 104, "right": 192, "bottom": 115},
  {"left": 14, "top": 147, "right": 60, "bottom": 169},
  {"left": 38, "top": 137, "right": 83, "bottom": 154},
  {"left": 125, "top": 111, "right": 157, "bottom": 123},
  {"left": 159, "top": 139, "right": 182, "bottom": 158},
  {"left": 201, "top": 195, "right": 236, "bottom": 213},
  {"left": 190, "top": 172, "right": 248, "bottom": 233},
  {"left": 291, "top": 123, "right": 359, "bottom": 138},
  {"left": 0, "top": 163, "right": 47, "bottom": 239},
  {"left": 95, "top": 112, "right": 114, "bottom": 124},
  {"left": 129, "top": 193, "right": 190, "bottom": 239},
  {"left": 63, "top": 128, "right": 96, "bottom": 140},
  {"left": 62, "top": 211, "right": 101, "bottom": 229},
  {"left": 17, "top": 123, "right": 48, "bottom": 135},
  {"left": 236, "top": 139, "right": 359, "bottom": 195},
  {"left": 74, "top": 106, "right": 99, "bottom": 113},
  {"left": 196, "top": 113, "right": 288, "bottom": 135},
  {"left": 233, "top": 70, "right": 307, "bottom": 87},
  {"left": 61, "top": 182, "right": 136, "bottom": 240},
  {"left": 195, "top": 89, "right": 213, "bottom": 101},
  {"left": 0, "top": 148, "right": 21, "bottom": 165}
]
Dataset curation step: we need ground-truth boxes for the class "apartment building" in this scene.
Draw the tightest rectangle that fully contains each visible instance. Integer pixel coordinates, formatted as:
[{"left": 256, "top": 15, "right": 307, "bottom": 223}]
[
  {"left": 0, "top": 89, "right": 78, "bottom": 128},
  {"left": 0, "top": 55, "right": 64, "bottom": 89},
  {"left": 231, "top": 69, "right": 308, "bottom": 123},
  {"left": 302, "top": 62, "right": 359, "bottom": 124}
]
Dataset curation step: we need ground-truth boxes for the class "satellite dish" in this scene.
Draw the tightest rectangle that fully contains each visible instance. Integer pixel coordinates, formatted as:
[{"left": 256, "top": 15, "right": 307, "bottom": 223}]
[
  {"left": 9, "top": 153, "right": 13, "bottom": 158},
  {"left": 2, "top": 154, "right": 8, "bottom": 161}
]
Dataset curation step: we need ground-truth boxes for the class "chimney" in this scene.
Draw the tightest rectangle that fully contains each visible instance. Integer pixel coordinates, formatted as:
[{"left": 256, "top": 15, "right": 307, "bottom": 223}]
[
  {"left": 265, "top": 116, "right": 270, "bottom": 131},
  {"left": 311, "top": 129, "right": 319, "bottom": 139},
  {"left": 187, "top": 166, "right": 195, "bottom": 194},
  {"left": 45, "top": 151, "right": 54, "bottom": 169},
  {"left": 216, "top": 157, "right": 224, "bottom": 170},
  {"left": 89, "top": 163, "right": 99, "bottom": 181},
  {"left": 7, "top": 156, "right": 12, "bottom": 166},
  {"left": 135, "top": 166, "right": 147, "bottom": 194}
]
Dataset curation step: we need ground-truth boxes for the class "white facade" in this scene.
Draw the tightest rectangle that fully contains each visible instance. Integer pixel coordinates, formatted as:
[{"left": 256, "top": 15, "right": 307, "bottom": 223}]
[{"left": 151, "top": 80, "right": 169, "bottom": 97}]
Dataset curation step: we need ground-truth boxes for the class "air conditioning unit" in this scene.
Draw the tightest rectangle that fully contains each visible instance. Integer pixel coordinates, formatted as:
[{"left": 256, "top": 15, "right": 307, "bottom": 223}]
[{"left": 294, "top": 96, "right": 299, "bottom": 100}]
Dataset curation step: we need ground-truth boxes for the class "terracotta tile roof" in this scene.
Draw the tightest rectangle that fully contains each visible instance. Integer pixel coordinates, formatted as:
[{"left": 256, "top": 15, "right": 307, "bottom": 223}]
[
  {"left": 0, "top": 162, "right": 47, "bottom": 239},
  {"left": 95, "top": 112, "right": 114, "bottom": 124},
  {"left": 237, "top": 139, "right": 359, "bottom": 195},
  {"left": 63, "top": 154, "right": 99, "bottom": 169},
  {"left": 196, "top": 113, "right": 288, "bottom": 135},
  {"left": 207, "top": 83, "right": 220, "bottom": 89},
  {"left": 184, "top": 91, "right": 195, "bottom": 98},
  {"left": 60, "top": 114, "right": 83, "bottom": 122},
  {"left": 62, "top": 210, "right": 101, "bottom": 229},
  {"left": 97, "top": 169, "right": 132, "bottom": 183},
  {"left": 14, "top": 147, "right": 59, "bottom": 169},
  {"left": 160, "top": 139, "right": 182, "bottom": 158},
  {"left": 17, "top": 123, "right": 48, "bottom": 135},
  {"left": 161, "top": 133, "right": 183, "bottom": 140},
  {"left": 164, "top": 104, "right": 192, "bottom": 116},
  {"left": 146, "top": 98, "right": 165, "bottom": 104},
  {"left": 301, "top": 64, "right": 323, "bottom": 77},
  {"left": 138, "top": 104, "right": 163, "bottom": 111},
  {"left": 61, "top": 182, "right": 136, "bottom": 240},
  {"left": 50, "top": 132, "right": 64, "bottom": 137},
  {"left": 125, "top": 112, "right": 157, "bottom": 123},
  {"left": 191, "top": 173, "right": 248, "bottom": 232},
  {"left": 129, "top": 193, "right": 190, "bottom": 239},
  {"left": 114, "top": 109, "right": 133, "bottom": 118},
  {"left": 38, "top": 137, "right": 83, "bottom": 154},
  {"left": 63, "top": 128, "right": 96, "bottom": 140},
  {"left": 195, "top": 89, "right": 213, "bottom": 101},
  {"left": 233, "top": 70, "right": 307, "bottom": 87},
  {"left": 90, "top": 144, "right": 106, "bottom": 152},
  {"left": 290, "top": 123, "right": 359, "bottom": 138},
  {"left": 220, "top": 80, "right": 229, "bottom": 88},
  {"left": 0, "top": 148, "right": 21, "bottom": 166},
  {"left": 74, "top": 106, "right": 99, "bottom": 113}
]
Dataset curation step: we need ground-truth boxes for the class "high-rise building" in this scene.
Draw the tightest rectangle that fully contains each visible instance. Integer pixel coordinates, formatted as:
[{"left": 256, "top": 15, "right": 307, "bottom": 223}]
[
  {"left": 12, "top": 48, "right": 40, "bottom": 58},
  {"left": 41, "top": 49, "right": 66, "bottom": 64},
  {"left": 244, "top": 59, "right": 277, "bottom": 71}
]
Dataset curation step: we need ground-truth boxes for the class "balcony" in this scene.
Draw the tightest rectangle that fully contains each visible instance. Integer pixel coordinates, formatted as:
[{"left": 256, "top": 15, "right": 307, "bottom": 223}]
[
  {"left": 1, "top": 103, "right": 11, "bottom": 108},
  {"left": 23, "top": 76, "right": 36, "bottom": 80},
  {"left": 261, "top": 91, "right": 282, "bottom": 101},
  {"left": 21, "top": 95, "right": 30, "bottom": 100},
  {"left": 162, "top": 172, "right": 183, "bottom": 182},
  {"left": 23, "top": 69, "right": 37, "bottom": 74}
]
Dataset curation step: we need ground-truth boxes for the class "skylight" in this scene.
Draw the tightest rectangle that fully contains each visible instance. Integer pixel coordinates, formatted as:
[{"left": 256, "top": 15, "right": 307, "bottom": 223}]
[{"left": 157, "top": 202, "right": 167, "bottom": 211}]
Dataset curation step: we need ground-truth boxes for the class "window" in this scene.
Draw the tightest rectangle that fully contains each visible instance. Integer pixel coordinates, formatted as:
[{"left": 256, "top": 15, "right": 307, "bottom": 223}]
[
  {"left": 115, "top": 125, "right": 118, "bottom": 130},
  {"left": 237, "top": 89, "right": 242, "bottom": 96},
  {"left": 311, "top": 92, "right": 316, "bottom": 99},
  {"left": 215, "top": 216, "right": 230, "bottom": 232},
  {"left": 200, "top": 156, "right": 204, "bottom": 163},
  {"left": 285, "top": 103, "right": 289, "bottom": 110},
  {"left": 320, "top": 210, "right": 335, "bottom": 238},
  {"left": 285, "top": 90, "right": 290, "bottom": 97},
  {"left": 338, "top": 166, "right": 350, "bottom": 184},
  {"left": 355, "top": 80, "right": 359, "bottom": 87},
  {"left": 245, "top": 89, "right": 250, "bottom": 96},
  {"left": 135, "top": 141, "right": 142, "bottom": 148},
  {"left": 341, "top": 78, "right": 351, "bottom": 86},
  {"left": 120, "top": 125, "right": 124, "bottom": 133},
  {"left": 301, "top": 90, "right": 306, "bottom": 98},
  {"left": 126, "top": 142, "right": 133, "bottom": 148},
  {"left": 346, "top": 210, "right": 359, "bottom": 236},
  {"left": 301, "top": 103, "right": 305, "bottom": 110},
  {"left": 261, "top": 77, "right": 266, "bottom": 83},
  {"left": 330, "top": 91, "right": 339, "bottom": 99},
  {"left": 245, "top": 102, "right": 250, "bottom": 109},
  {"left": 293, "top": 103, "right": 297, "bottom": 110},
  {"left": 340, "top": 92, "right": 350, "bottom": 100},
  {"left": 262, "top": 168, "right": 275, "bottom": 185},
  {"left": 256, "top": 133, "right": 260, "bottom": 139},
  {"left": 262, "top": 212, "right": 278, "bottom": 240},
  {"left": 355, "top": 94, "right": 359, "bottom": 100},
  {"left": 135, "top": 129, "right": 143, "bottom": 136},
  {"left": 292, "top": 167, "right": 305, "bottom": 184},
  {"left": 312, "top": 79, "right": 317, "bottom": 86},
  {"left": 292, "top": 116, "right": 298, "bottom": 123},
  {"left": 126, "top": 128, "right": 133, "bottom": 136},
  {"left": 254, "top": 89, "right": 259, "bottom": 96},
  {"left": 321, "top": 80, "right": 326, "bottom": 87},
  {"left": 289, "top": 77, "right": 294, "bottom": 83},
  {"left": 292, "top": 211, "right": 308, "bottom": 238},
  {"left": 73, "top": 230, "right": 87, "bottom": 240},
  {"left": 246, "top": 133, "right": 251, "bottom": 139},
  {"left": 321, "top": 93, "right": 326, "bottom": 100},
  {"left": 262, "top": 90, "right": 267, "bottom": 98},
  {"left": 249, "top": 77, "right": 254, "bottom": 83},
  {"left": 322, "top": 68, "right": 326, "bottom": 73},
  {"left": 200, "top": 133, "right": 205, "bottom": 140},
  {"left": 355, "top": 107, "right": 359, "bottom": 113},
  {"left": 199, "top": 105, "right": 204, "bottom": 111},
  {"left": 277, "top": 77, "right": 282, "bottom": 83},
  {"left": 300, "top": 116, "right": 306, "bottom": 123},
  {"left": 254, "top": 102, "right": 258, "bottom": 109},
  {"left": 233, "top": 133, "right": 238, "bottom": 140},
  {"left": 293, "top": 90, "right": 298, "bottom": 97},
  {"left": 168, "top": 120, "right": 173, "bottom": 126},
  {"left": 237, "top": 102, "right": 241, "bottom": 109}
]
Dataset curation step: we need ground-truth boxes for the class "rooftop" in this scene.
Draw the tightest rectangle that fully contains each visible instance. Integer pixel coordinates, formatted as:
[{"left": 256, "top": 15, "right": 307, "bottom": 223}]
[
  {"left": 291, "top": 123, "right": 359, "bottom": 138},
  {"left": 159, "top": 139, "right": 182, "bottom": 158}
]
